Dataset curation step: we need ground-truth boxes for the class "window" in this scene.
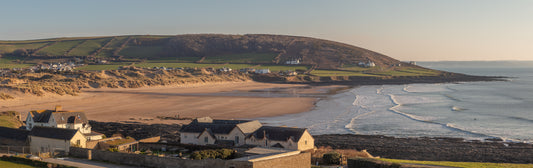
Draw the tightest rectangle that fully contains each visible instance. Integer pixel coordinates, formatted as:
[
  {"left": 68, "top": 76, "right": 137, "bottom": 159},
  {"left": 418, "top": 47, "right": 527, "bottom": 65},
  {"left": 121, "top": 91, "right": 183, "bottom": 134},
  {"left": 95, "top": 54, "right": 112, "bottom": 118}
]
[
  {"left": 305, "top": 140, "right": 308, "bottom": 145},
  {"left": 76, "top": 140, "right": 81, "bottom": 146},
  {"left": 204, "top": 137, "right": 208, "bottom": 143},
  {"left": 235, "top": 136, "right": 239, "bottom": 144},
  {"left": 184, "top": 135, "right": 187, "bottom": 139},
  {"left": 29, "top": 123, "right": 32, "bottom": 128}
]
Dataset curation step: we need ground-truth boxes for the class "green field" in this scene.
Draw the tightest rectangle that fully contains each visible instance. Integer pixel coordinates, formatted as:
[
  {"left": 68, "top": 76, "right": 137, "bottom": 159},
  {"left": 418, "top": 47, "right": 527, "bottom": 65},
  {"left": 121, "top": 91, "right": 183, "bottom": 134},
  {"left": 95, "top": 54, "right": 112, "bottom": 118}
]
[
  {"left": 119, "top": 46, "right": 164, "bottom": 58},
  {"left": 341, "top": 64, "right": 375, "bottom": 72},
  {"left": 35, "top": 40, "right": 84, "bottom": 56},
  {"left": 380, "top": 158, "right": 533, "bottom": 168},
  {"left": 369, "top": 67, "right": 441, "bottom": 76},
  {"left": 254, "top": 65, "right": 308, "bottom": 72},
  {"left": 68, "top": 38, "right": 111, "bottom": 56},
  {"left": 0, "top": 57, "right": 33, "bottom": 69},
  {"left": 0, "top": 160, "right": 36, "bottom": 168},
  {"left": 146, "top": 57, "right": 201, "bottom": 63},
  {"left": 96, "top": 36, "right": 128, "bottom": 57},
  {"left": 203, "top": 53, "right": 276, "bottom": 63},
  {"left": 310, "top": 69, "right": 377, "bottom": 77},
  {"left": 0, "top": 43, "right": 49, "bottom": 54}
]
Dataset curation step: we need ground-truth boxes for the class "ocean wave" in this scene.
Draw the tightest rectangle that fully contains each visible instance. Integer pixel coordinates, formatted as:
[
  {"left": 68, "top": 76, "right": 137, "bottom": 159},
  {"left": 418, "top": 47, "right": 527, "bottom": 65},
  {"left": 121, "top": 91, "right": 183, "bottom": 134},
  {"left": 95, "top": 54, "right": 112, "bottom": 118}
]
[
  {"left": 388, "top": 94, "right": 436, "bottom": 122},
  {"left": 443, "top": 94, "right": 461, "bottom": 102},
  {"left": 388, "top": 94, "right": 493, "bottom": 138},
  {"left": 451, "top": 106, "right": 466, "bottom": 111},
  {"left": 376, "top": 86, "right": 384, "bottom": 94},
  {"left": 444, "top": 123, "right": 495, "bottom": 138}
]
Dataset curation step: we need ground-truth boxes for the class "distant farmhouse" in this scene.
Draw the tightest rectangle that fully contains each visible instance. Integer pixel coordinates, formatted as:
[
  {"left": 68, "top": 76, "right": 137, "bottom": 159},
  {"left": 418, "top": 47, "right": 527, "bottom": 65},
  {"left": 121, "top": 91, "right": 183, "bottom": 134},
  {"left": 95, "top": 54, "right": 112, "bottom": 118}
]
[
  {"left": 25, "top": 105, "right": 103, "bottom": 141},
  {"left": 285, "top": 59, "right": 301, "bottom": 65},
  {"left": 180, "top": 117, "right": 315, "bottom": 151}
]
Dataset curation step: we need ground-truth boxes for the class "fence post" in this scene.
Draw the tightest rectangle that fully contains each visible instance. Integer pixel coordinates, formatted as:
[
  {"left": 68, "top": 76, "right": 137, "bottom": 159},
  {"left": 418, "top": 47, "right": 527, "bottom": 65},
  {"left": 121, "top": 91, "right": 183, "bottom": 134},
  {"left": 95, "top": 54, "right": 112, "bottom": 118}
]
[{"left": 88, "top": 149, "right": 92, "bottom": 160}]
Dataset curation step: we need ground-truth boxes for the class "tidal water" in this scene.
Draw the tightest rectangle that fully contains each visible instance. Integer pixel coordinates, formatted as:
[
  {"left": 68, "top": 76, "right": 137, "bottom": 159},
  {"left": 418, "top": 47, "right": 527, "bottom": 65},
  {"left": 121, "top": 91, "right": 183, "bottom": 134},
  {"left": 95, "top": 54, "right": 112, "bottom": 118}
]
[{"left": 258, "top": 61, "right": 533, "bottom": 143}]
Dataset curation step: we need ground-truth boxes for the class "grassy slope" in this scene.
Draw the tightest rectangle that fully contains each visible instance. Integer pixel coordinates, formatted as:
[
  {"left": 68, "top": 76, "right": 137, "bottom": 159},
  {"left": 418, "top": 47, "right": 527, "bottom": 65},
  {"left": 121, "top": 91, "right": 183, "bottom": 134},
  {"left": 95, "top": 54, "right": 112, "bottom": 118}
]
[
  {"left": 0, "top": 113, "right": 22, "bottom": 128},
  {"left": 0, "top": 43, "right": 49, "bottom": 54},
  {"left": 36, "top": 40, "right": 84, "bottom": 56},
  {"left": 96, "top": 36, "right": 128, "bottom": 57},
  {"left": 380, "top": 159, "right": 533, "bottom": 168},
  {"left": 203, "top": 53, "right": 276, "bottom": 63},
  {"left": 68, "top": 38, "right": 110, "bottom": 56},
  {"left": 0, "top": 160, "right": 36, "bottom": 168}
]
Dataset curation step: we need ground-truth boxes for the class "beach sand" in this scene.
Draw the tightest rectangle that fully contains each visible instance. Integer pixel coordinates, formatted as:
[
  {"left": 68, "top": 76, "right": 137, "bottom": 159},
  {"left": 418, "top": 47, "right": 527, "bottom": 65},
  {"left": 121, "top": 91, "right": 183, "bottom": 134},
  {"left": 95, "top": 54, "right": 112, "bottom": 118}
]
[{"left": 2, "top": 81, "right": 342, "bottom": 124}]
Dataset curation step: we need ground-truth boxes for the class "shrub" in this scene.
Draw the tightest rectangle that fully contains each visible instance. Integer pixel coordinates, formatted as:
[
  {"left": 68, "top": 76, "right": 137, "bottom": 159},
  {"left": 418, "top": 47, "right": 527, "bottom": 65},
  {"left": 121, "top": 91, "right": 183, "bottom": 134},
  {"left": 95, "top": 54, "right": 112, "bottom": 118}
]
[
  {"left": 323, "top": 151, "right": 341, "bottom": 165},
  {"left": 190, "top": 149, "right": 235, "bottom": 160}
]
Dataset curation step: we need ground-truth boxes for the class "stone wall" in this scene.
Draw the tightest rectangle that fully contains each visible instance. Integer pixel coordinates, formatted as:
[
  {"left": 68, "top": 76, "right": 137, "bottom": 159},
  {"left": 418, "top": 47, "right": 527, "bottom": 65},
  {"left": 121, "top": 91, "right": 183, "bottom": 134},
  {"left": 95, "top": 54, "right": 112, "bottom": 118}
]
[
  {"left": 69, "top": 147, "right": 251, "bottom": 168},
  {"left": 252, "top": 152, "right": 311, "bottom": 168},
  {"left": 70, "top": 147, "right": 312, "bottom": 168}
]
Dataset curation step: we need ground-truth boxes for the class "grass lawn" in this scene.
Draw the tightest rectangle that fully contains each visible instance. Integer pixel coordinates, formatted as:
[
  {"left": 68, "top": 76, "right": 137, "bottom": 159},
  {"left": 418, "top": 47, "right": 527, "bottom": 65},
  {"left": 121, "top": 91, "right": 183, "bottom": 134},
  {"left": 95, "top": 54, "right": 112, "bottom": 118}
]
[
  {"left": 68, "top": 38, "right": 111, "bottom": 56},
  {"left": 203, "top": 53, "right": 276, "bottom": 63},
  {"left": 0, "top": 115, "right": 21, "bottom": 128},
  {"left": 310, "top": 69, "right": 377, "bottom": 77},
  {"left": 370, "top": 68, "right": 440, "bottom": 76},
  {"left": 380, "top": 158, "right": 533, "bottom": 168},
  {"left": 0, "top": 160, "right": 36, "bottom": 168},
  {"left": 255, "top": 65, "right": 309, "bottom": 72}
]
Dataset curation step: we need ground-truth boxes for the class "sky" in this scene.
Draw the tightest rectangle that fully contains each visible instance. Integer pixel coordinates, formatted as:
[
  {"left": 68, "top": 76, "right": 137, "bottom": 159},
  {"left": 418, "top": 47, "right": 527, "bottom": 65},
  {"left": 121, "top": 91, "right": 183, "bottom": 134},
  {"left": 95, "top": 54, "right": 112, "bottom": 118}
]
[{"left": 1, "top": 0, "right": 532, "bottom": 61}]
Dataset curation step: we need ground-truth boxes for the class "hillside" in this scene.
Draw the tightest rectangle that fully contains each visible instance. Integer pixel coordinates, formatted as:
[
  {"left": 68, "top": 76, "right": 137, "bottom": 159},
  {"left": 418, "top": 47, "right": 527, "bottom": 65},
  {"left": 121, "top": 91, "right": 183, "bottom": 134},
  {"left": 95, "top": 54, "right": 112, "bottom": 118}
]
[{"left": 0, "top": 34, "right": 401, "bottom": 69}]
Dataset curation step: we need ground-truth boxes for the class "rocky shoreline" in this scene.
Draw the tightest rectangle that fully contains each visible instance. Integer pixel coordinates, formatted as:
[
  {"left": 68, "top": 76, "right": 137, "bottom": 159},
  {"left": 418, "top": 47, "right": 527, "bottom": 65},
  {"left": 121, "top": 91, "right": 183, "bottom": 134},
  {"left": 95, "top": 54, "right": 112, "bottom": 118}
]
[
  {"left": 268, "top": 73, "right": 506, "bottom": 86},
  {"left": 315, "top": 134, "right": 533, "bottom": 163}
]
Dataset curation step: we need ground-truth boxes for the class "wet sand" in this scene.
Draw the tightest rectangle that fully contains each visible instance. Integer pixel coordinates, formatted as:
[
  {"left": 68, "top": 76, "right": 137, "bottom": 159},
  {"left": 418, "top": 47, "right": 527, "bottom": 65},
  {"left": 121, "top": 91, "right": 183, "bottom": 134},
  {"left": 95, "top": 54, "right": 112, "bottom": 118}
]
[{"left": 2, "top": 81, "right": 345, "bottom": 124}]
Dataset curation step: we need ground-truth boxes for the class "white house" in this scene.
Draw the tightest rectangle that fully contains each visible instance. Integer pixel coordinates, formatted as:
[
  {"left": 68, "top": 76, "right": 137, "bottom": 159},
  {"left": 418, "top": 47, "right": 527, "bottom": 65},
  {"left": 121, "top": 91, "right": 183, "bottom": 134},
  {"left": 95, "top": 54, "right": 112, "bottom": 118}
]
[
  {"left": 180, "top": 117, "right": 262, "bottom": 146},
  {"left": 29, "top": 126, "right": 87, "bottom": 154},
  {"left": 358, "top": 61, "right": 376, "bottom": 67},
  {"left": 180, "top": 117, "right": 315, "bottom": 151},
  {"left": 245, "top": 126, "right": 315, "bottom": 151},
  {"left": 285, "top": 59, "right": 301, "bottom": 65},
  {"left": 255, "top": 69, "right": 270, "bottom": 74},
  {"left": 25, "top": 106, "right": 103, "bottom": 141}
]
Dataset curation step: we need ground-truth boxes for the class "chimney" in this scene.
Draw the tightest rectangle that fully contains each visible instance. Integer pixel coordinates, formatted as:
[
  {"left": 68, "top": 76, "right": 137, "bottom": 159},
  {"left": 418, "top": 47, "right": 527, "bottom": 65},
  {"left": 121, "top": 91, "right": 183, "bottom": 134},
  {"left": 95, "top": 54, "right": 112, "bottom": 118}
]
[{"left": 55, "top": 105, "right": 62, "bottom": 112}]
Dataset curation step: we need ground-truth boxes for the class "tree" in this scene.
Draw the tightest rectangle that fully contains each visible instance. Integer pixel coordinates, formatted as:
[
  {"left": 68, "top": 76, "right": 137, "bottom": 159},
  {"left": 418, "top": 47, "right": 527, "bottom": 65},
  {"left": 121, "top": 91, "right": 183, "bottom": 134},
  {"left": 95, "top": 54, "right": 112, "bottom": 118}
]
[
  {"left": 323, "top": 151, "right": 341, "bottom": 165},
  {"left": 13, "top": 48, "right": 29, "bottom": 56}
]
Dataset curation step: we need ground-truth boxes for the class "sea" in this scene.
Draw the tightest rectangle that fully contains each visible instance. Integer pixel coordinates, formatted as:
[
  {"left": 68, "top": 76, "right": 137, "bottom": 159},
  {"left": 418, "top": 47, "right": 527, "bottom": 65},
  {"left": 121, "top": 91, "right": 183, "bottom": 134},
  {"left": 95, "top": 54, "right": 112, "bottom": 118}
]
[{"left": 258, "top": 61, "right": 533, "bottom": 143}]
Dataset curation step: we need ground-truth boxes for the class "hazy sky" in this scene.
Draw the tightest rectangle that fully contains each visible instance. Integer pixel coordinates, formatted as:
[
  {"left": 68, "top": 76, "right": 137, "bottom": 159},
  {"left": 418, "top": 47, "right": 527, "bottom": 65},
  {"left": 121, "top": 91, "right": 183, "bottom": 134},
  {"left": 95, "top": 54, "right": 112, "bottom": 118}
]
[{"left": 1, "top": 0, "right": 532, "bottom": 61}]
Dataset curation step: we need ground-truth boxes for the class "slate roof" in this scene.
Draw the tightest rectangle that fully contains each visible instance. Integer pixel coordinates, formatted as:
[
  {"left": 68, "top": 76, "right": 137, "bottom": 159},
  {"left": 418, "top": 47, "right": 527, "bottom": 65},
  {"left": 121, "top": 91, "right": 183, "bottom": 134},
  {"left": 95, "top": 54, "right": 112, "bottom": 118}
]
[
  {"left": 180, "top": 123, "right": 236, "bottom": 134},
  {"left": 0, "top": 127, "right": 29, "bottom": 141},
  {"left": 248, "top": 126, "right": 307, "bottom": 142},
  {"left": 236, "top": 120, "right": 263, "bottom": 135},
  {"left": 30, "top": 110, "right": 88, "bottom": 125},
  {"left": 181, "top": 118, "right": 259, "bottom": 135},
  {"left": 29, "top": 127, "right": 79, "bottom": 140}
]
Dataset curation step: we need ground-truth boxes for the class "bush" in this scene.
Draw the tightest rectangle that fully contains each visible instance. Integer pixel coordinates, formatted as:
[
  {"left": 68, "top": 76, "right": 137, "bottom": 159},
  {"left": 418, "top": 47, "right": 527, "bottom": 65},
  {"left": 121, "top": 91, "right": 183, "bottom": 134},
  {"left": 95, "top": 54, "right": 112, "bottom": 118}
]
[
  {"left": 190, "top": 149, "right": 235, "bottom": 160},
  {"left": 323, "top": 151, "right": 341, "bottom": 165}
]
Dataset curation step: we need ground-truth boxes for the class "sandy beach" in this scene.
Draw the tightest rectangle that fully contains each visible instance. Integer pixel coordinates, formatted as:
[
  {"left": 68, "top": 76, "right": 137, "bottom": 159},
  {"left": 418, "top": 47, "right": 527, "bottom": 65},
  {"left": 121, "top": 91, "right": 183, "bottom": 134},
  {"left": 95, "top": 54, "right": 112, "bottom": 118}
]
[{"left": 1, "top": 81, "right": 343, "bottom": 124}]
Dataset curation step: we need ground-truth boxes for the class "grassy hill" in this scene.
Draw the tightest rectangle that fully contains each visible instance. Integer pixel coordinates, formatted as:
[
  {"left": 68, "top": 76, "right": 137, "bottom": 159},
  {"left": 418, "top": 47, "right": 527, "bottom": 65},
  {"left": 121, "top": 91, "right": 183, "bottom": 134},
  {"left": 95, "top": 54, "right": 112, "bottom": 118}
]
[
  {"left": 0, "top": 34, "right": 402, "bottom": 67},
  {"left": 0, "top": 34, "right": 445, "bottom": 78}
]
